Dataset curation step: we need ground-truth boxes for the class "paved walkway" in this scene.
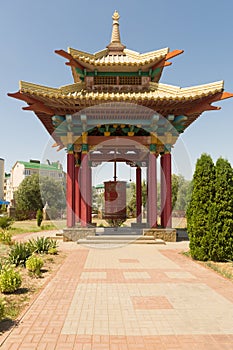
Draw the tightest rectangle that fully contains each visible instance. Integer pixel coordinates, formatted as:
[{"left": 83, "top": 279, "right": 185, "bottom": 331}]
[{"left": 1, "top": 235, "right": 233, "bottom": 349}]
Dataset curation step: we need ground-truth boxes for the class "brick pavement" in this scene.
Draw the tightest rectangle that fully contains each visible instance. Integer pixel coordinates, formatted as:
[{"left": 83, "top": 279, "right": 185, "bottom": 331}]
[{"left": 0, "top": 237, "right": 233, "bottom": 350}]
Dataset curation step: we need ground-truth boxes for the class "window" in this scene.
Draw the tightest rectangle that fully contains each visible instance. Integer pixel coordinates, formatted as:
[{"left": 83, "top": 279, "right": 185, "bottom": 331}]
[
  {"left": 93, "top": 76, "right": 142, "bottom": 85},
  {"left": 24, "top": 169, "right": 31, "bottom": 176},
  {"left": 119, "top": 76, "right": 141, "bottom": 85},
  {"left": 94, "top": 76, "right": 117, "bottom": 85}
]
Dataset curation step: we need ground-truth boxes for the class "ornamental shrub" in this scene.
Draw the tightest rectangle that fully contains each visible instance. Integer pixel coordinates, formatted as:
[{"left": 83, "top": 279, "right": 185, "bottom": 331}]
[
  {"left": 0, "top": 299, "right": 5, "bottom": 320},
  {"left": 0, "top": 216, "right": 14, "bottom": 230},
  {"left": 26, "top": 255, "right": 44, "bottom": 277},
  {"left": 36, "top": 209, "right": 43, "bottom": 227},
  {"left": 48, "top": 247, "right": 58, "bottom": 255},
  {"left": 8, "top": 242, "right": 32, "bottom": 266},
  {"left": 0, "top": 266, "right": 22, "bottom": 293},
  {"left": 186, "top": 154, "right": 215, "bottom": 260},
  {"left": 208, "top": 158, "right": 233, "bottom": 261},
  {"left": 0, "top": 230, "right": 13, "bottom": 245},
  {"left": 28, "top": 237, "right": 58, "bottom": 254}
]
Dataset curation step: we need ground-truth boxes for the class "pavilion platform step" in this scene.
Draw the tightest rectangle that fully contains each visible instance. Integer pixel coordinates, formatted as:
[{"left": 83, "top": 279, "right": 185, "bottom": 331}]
[
  {"left": 135, "top": 238, "right": 165, "bottom": 244},
  {"left": 77, "top": 235, "right": 165, "bottom": 245},
  {"left": 48, "top": 236, "right": 63, "bottom": 240},
  {"left": 56, "top": 232, "right": 63, "bottom": 237},
  {"left": 96, "top": 228, "right": 143, "bottom": 235},
  {"left": 85, "top": 235, "right": 145, "bottom": 240}
]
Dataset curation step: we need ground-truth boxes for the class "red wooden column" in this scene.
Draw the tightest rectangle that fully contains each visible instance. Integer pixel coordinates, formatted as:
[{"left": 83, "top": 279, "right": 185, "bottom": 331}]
[
  {"left": 80, "top": 135, "right": 89, "bottom": 227},
  {"left": 74, "top": 152, "right": 81, "bottom": 223},
  {"left": 87, "top": 163, "right": 92, "bottom": 225},
  {"left": 160, "top": 148, "right": 172, "bottom": 228},
  {"left": 66, "top": 147, "right": 75, "bottom": 228},
  {"left": 146, "top": 165, "right": 149, "bottom": 224},
  {"left": 136, "top": 166, "right": 142, "bottom": 223},
  {"left": 147, "top": 145, "right": 157, "bottom": 228}
]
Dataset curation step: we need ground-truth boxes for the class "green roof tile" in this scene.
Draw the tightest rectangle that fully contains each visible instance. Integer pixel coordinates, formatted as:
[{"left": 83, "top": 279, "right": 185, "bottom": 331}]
[{"left": 18, "top": 161, "right": 62, "bottom": 171}]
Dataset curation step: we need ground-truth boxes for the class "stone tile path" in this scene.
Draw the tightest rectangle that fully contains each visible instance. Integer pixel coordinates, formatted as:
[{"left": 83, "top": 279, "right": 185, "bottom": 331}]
[{"left": 1, "top": 237, "right": 233, "bottom": 349}]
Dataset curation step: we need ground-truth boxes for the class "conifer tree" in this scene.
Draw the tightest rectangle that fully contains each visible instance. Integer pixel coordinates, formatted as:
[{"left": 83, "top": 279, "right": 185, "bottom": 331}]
[
  {"left": 172, "top": 174, "right": 179, "bottom": 209},
  {"left": 186, "top": 154, "right": 215, "bottom": 260},
  {"left": 208, "top": 158, "right": 233, "bottom": 261}
]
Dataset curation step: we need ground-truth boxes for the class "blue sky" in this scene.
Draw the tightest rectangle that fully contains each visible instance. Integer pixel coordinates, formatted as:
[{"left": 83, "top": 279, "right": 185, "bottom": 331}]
[{"left": 0, "top": 0, "right": 233, "bottom": 183}]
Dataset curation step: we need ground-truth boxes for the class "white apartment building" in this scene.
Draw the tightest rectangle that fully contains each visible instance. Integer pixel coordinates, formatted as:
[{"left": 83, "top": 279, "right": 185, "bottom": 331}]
[
  {"left": 4, "top": 173, "right": 12, "bottom": 203},
  {"left": 7, "top": 159, "right": 65, "bottom": 204},
  {"left": 0, "top": 158, "right": 4, "bottom": 200},
  {"left": 95, "top": 183, "right": 105, "bottom": 195}
]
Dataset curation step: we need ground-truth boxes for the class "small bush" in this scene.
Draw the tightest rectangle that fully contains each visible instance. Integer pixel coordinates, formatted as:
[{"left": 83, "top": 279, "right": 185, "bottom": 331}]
[
  {"left": 8, "top": 242, "right": 32, "bottom": 266},
  {"left": 48, "top": 239, "right": 58, "bottom": 250},
  {"left": 48, "top": 247, "right": 58, "bottom": 255},
  {"left": 0, "top": 266, "right": 22, "bottom": 293},
  {"left": 0, "top": 298, "right": 5, "bottom": 320},
  {"left": 40, "top": 223, "right": 56, "bottom": 231},
  {"left": 0, "top": 230, "right": 13, "bottom": 245},
  {"left": 0, "top": 216, "right": 14, "bottom": 230},
  {"left": 28, "top": 237, "right": 58, "bottom": 254},
  {"left": 26, "top": 255, "right": 44, "bottom": 277},
  {"left": 36, "top": 209, "right": 43, "bottom": 227}
]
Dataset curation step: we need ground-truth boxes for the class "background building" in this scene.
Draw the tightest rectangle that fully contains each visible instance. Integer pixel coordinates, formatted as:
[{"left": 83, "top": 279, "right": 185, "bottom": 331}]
[
  {"left": 0, "top": 158, "right": 4, "bottom": 200},
  {"left": 95, "top": 184, "right": 104, "bottom": 196},
  {"left": 4, "top": 173, "right": 12, "bottom": 203},
  {"left": 6, "top": 159, "right": 65, "bottom": 204}
]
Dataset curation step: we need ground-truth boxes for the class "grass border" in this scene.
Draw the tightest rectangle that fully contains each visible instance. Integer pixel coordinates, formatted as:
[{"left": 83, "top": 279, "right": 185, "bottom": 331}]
[{"left": 181, "top": 250, "right": 233, "bottom": 281}]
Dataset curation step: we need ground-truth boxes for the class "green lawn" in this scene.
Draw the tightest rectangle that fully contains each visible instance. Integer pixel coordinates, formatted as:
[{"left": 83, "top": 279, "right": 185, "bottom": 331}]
[{"left": 9, "top": 219, "right": 66, "bottom": 235}]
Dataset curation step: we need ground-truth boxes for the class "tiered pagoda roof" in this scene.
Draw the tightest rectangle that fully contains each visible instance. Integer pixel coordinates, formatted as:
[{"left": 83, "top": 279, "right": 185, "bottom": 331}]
[{"left": 9, "top": 10, "right": 233, "bottom": 149}]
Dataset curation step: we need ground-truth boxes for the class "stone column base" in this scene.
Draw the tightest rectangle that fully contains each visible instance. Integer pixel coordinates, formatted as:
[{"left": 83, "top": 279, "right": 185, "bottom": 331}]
[
  {"left": 63, "top": 228, "right": 95, "bottom": 242},
  {"left": 143, "top": 228, "right": 177, "bottom": 242}
]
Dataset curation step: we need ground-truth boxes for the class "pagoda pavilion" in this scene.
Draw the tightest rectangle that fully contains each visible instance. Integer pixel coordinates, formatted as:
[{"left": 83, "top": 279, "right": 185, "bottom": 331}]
[{"left": 9, "top": 11, "right": 233, "bottom": 240}]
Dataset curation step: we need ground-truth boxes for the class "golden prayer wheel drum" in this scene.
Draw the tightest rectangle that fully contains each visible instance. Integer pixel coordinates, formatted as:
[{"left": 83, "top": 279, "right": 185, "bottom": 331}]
[{"left": 104, "top": 181, "right": 126, "bottom": 220}]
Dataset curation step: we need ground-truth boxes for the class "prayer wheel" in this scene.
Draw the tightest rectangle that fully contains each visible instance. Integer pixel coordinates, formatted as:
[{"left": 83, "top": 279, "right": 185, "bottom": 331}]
[{"left": 104, "top": 181, "right": 126, "bottom": 220}]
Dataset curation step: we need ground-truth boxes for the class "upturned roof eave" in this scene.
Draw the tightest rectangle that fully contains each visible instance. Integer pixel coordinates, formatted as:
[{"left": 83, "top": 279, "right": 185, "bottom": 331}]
[
  {"left": 68, "top": 47, "right": 169, "bottom": 70},
  {"left": 17, "top": 80, "right": 225, "bottom": 101}
]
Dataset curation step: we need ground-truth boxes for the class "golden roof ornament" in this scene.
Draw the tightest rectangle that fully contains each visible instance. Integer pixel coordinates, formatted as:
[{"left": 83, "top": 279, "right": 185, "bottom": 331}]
[
  {"left": 112, "top": 10, "right": 120, "bottom": 21},
  {"left": 107, "top": 10, "right": 126, "bottom": 55},
  {"left": 111, "top": 10, "right": 121, "bottom": 43}
]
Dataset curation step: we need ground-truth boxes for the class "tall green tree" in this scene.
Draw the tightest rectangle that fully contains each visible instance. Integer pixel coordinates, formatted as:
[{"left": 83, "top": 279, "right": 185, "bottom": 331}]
[
  {"left": 126, "top": 182, "right": 136, "bottom": 217},
  {"left": 208, "top": 158, "right": 233, "bottom": 261},
  {"left": 15, "top": 174, "right": 65, "bottom": 219},
  {"left": 185, "top": 180, "right": 193, "bottom": 211},
  {"left": 172, "top": 174, "right": 179, "bottom": 209},
  {"left": 15, "top": 174, "right": 43, "bottom": 218},
  {"left": 125, "top": 176, "right": 188, "bottom": 217},
  {"left": 40, "top": 176, "right": 66, "bottom": 211},
  {"left": 173, "top": 175, "right": 192, "bottom": 212},
  {"left": 186, "top": 153, "right": 215, "bottom": 260},
  {"left": 141, "top": 179, "right": 147, "bottom": 208}
]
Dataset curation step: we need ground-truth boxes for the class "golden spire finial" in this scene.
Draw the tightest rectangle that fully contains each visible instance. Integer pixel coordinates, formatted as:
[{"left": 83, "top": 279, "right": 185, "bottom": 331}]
[
  {"left": 112, "top": 10, "right": 120, "bottom": 22},
  {"left": 111, "top": 10, "right": 121, "bottom": 43},
  {"left": 107, "top": 10, "right": 126, "bottom": 55}
]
